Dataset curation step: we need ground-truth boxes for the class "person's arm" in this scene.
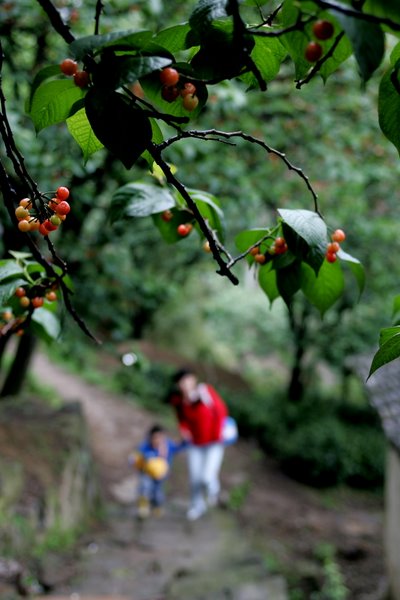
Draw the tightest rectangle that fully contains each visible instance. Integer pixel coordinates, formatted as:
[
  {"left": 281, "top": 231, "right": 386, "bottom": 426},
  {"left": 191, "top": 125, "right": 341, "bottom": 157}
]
[{"left": 207, "top": 384, "right": 228, "bottom": 439}]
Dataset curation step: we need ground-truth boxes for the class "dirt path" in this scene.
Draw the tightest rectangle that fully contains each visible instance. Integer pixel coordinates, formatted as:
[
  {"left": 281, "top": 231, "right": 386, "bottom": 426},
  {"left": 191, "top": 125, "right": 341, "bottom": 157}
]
[{"left": 31, "top": 352, "right": 385, "bottom": 600}]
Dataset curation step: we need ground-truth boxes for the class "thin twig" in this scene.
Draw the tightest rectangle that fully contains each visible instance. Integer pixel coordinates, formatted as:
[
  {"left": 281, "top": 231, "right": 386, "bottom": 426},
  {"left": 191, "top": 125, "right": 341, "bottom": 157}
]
[{"left": 158, "top": 128, "right": 320, "bottom": 215}]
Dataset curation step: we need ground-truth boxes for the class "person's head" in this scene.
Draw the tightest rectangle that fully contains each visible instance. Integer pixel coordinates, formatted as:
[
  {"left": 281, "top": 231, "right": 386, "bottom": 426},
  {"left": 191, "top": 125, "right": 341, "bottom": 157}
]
[
  {"left": 148, "top": 424, "right": 166, "bottom": 450},
  {"left": 172, "top": 368, "right": 198, "bottom": 397}
]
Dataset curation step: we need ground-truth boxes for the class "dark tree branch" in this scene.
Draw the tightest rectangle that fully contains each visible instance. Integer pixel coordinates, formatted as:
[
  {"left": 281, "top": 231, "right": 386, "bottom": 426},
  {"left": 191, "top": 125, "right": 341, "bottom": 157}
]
[
  {"left": 35, "top": 0, "right": 75, "bottom": 43},
  {"left": 148, "top": 144, "right": 239, "bottom": 285},
  {"left": 311, "top": 0, "right": 400, "bottom": 32},
  {"left": 94, "top": 1, "right": 104, "bottom": 35}
]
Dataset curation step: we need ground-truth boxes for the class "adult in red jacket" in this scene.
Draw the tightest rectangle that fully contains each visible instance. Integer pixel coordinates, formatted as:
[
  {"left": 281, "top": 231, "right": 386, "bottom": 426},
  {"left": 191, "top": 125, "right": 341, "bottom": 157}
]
[{"left": 169, "top": 368, "right": 228, "bottom": 521}]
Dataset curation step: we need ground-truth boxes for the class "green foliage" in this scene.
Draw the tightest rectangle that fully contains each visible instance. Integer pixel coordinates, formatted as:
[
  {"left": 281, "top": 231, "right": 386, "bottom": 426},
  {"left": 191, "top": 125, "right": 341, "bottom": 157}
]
[
  {"left": 3, "top": 1, "right": 400, "bottom": 374},
  {"left": 0, "top": 252, "right": 61, "bottom": 343},
  {"left": 228, "top": 386, "right": 385, "bottom": 489}
]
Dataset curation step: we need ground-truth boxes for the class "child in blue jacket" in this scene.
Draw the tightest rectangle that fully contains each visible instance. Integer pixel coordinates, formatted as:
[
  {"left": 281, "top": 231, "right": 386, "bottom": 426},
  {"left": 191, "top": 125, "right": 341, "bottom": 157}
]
[{"left": 132, "top": 424, "right": 186, "bottom": 518}]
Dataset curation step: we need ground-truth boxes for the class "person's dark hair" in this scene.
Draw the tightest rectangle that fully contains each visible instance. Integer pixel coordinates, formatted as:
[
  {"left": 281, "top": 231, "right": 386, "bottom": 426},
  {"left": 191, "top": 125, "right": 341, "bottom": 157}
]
[
  {"left": 172, "top": 367, "right": 195, "bottom": 383},
  {"left": 148, "top": 424, "right": 164, "bottom": 437}
]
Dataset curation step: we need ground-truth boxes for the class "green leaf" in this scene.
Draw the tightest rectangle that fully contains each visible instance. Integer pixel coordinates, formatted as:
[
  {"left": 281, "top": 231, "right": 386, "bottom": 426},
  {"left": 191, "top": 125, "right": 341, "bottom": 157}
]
[
  {"left": 85, "top": 89, "right": 152, "bottom": 169},
  {"left": 141, "top": 118, "right": 164, "bottom": 169},
  {"left": 154, "top": 23, "right": 193, "bottom": 53},
  {"left": 109, "top": 183, "right": 176, "bottom": 222},
  {"left": 336, "top": 249, "right": 365, "bottom": 296},
  {"left": 258, "top": 263, "right": 279, "bottom": 305},
  {"left": 184, "top": 188, "right": 225, "bottom": 241},
  {"left": 0, "top": 279, "right": 27, "bottom": 308},
  {"left": 94, "top": 55, "right": 173, "bottom": 90},
  {"left": 31, "top": 307, "right": 61, "bottom": 343},
  {"left": 8, "top": 251, "right": 32, "bottom": 261},
  {"left": 335, "top": 13, "right": 384, "bottom": 82},
  {"left": 364, "top": 0, "right": 400, "bottom": 22},
  {"left": 66, "top": 108, "right": 104, "bottom": 162},
  {"left": 390, "top": 43, "right": 400, "bottom": 67},
  {"left": 392, "top": 295, "right": 400, "bottom": 323},
  {"left": 279, "top": 4, "right": 351, "bottom": 81},
  {"left": 234, "top": 228, "right": 270, "bottom": 264},
  {"left": 0, "top": 260, "right": 25, "bottom": 282},
  {"left": 301, "top": 260, "right": 344, "bottom": 315},
  {"left": 276, "top": 260, "right": 302, "bottom": 307},
  {"left": 27, "top": 65, "right": 61, "bottom": 112},
  {"left": 69, "top": 30, "right": 154, "bottom": 60},
  {"left": 28, "top": 80, "right": 85, "bottom": 132},
  {"left": 152, "top": 209, "right": 194, "bottom": 244},
  {"left": 378, "top": 66, "right": 400, "bottom": 155},
  {"left": 369, "top": 327, "right": 400, "bottom": 377},
  {"left": 278, "top": 208, "right": 327, "bottom": 271},
  {"left": 190, "top": 20, "right": 253, "bottom": 81},
  {"left": 189, "top": 0, "right": 230, "bottom": 35},
  {"left": 241, "top": 36, "right": 287, "bottom": 89}
]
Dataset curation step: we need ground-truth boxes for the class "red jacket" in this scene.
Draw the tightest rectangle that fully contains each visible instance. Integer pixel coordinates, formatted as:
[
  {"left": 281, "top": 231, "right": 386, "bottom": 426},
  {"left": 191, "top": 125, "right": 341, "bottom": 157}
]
[{"left": 170, "top": 383, "right": 228, "bottom": 446}]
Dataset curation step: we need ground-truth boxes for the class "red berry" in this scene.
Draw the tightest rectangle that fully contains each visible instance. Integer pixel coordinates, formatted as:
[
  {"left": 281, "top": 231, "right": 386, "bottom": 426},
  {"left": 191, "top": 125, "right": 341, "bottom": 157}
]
[
  {"left": 19, "top": 198, "right": 31, "bottom": 208},
  {"left": 15, "top": 206, "right": 29, "bottom": 220},
  {"left": 274, "top": 242, "right": 288, "bottom": 255},
  {"left": 159, "top": 67, "right": 180, "bottom": 87},
  {"left": 29, "top": 219, "right": 40, "bottom": 232},
  {"left": 182, "top": 94, "right": 199, "bottom": 112},
  {"left": 18, "top": 219, "right": 31, "bottom": 232},
  {"left": 39, "top": 223, "right": 49, "bottom": 236},
  {"left": 161, "top": 209, "right": 173, "bottom": 222},
  {"left": 312, "top": 20, "right": 334, "bottom": 41},
  {"left": 73, "top": 70, "right": 89, "bottom": 88},
  {"left": 15, "top": 287, "right": 26, "bottom": 298},
  {"left": 177, "top": 223, "right": 192, "bottom": 237},
  {"left": 45, "top": 291, "right": 57, "bottom": 302},
  {"left": 181, "top": 82, "right": 197, "bottom": 97},
  {"left": 60, "top": 58, "right": 78, "bottom": 76},
  {"left": 50, "top": 215, "right": 62, "bottom": 226},
  {"left": 249, "top": 246, "right": 260, "bottom": 256},
  {"left": 254, "top": 253, "right": 266, "bottom": 264},
  {"left": 275, "top": 237, "right": 286, "bottom": 248},
  {"left": 326, "top": 251, "right": 337, "bottom": 263},
  {"left": 161, "top": 85, "right": 180, "bottom": 103},
  {"left": 56, "top": 186, "right": 70, "bottom": 200},
  {"left": 55, "top": 201, "right": 71, "bottom": 216},
  {"left": 43, "top": 219, "right": 58, "bottom": 232},
  {"left": 327, "top": 241, "right": 340, "bottom": 253},
  {"left": 31, "top": 297, "right": 44, "bottom": 308},
  {"left": 20, "top": 296, "right": 30, "bottom": 308},
  {"left": 305, "top": 41, "right": 323, "bottom": 63},
  {"left": 331, "top": 229, "right": 346, "bottom": 242}
]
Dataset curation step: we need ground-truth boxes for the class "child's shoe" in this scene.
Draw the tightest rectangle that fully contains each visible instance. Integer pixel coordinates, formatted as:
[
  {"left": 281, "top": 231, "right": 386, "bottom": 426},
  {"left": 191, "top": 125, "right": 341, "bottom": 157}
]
[{"left": 137, "top": 496, "right": 150, "bottom": 519}]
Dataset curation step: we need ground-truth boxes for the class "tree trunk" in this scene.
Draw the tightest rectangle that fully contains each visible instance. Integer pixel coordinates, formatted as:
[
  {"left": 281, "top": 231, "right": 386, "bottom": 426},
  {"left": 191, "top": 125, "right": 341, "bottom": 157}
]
[
  {"left": 287, "top": 302, "right": 310, "bottom": 402},
  {"left": 0, "top": 332, "right": 36, "bottom": 398}
]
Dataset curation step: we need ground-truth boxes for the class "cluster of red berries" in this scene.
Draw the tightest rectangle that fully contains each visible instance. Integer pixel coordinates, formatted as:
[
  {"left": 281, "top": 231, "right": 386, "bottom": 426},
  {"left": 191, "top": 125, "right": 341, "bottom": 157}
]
[
  {"left": 250, "top": 236, "right": 288, "bottom": 264},
  {"left": 325, "top": 228, "right": 346, "bottom": 263},
  {"left": 159, "top": 67, "right": 199, "bottom": 112},
  {"left": 15, "top": 186, "right": 71, "bottom": 236},
  {"left": 1, "top": 284, "right": 58, "bottom": 335},
  {"left": 161, "top": 209, "right": 194, "bottom": 237},
  {"left": 14, "top": 285, "right": 58, "bottom": 310},
  {"left": 60, "top": 58, "right": 89, "bottom": 88},
  {"left": 305, "top": 19, "right": 335, "bottom": 63}
]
